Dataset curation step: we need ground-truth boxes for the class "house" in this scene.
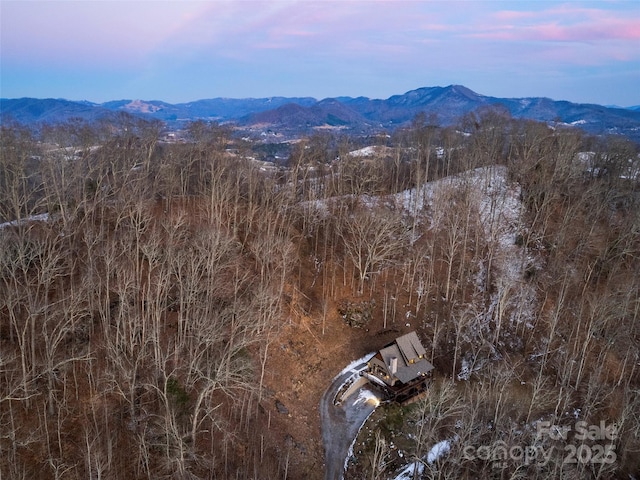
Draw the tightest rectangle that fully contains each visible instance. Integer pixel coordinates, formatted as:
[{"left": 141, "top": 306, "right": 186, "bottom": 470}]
[{"left": 363, "top": 331, "right": 434, "bottom": 403}]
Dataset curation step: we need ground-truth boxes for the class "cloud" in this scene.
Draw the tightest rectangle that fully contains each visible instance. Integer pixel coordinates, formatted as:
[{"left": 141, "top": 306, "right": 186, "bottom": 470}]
[
  {"left": 1, "top": 1, "right": 209, "bottom": 67},
  {"left": 472, "top": 5, "right": 640, "bottom": 43},
  {"left": 1, "top": 1, "right": 638, "bottom": 103},
  {"left": 4, "top": 1, "right": 638, "bottom": 64}
]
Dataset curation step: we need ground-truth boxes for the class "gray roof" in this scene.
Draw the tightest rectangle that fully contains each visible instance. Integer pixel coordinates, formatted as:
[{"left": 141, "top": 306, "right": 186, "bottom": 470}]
[
  {"left": 396, "top": 331, "right": 427, "bottom": 363},
  {"left": 379, "top": 332, "right": 434, "bottom": 384}
]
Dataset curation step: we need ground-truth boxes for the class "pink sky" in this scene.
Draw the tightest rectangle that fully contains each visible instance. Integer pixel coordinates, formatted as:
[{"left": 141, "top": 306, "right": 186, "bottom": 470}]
[{"left": 1, "top": 1, "right": 639, "bottom": 105}]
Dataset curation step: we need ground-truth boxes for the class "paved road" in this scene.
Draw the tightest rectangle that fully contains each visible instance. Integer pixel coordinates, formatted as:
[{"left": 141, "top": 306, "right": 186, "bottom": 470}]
[{"left": 320, "top": 359, "right": 382, "bottom": 480}]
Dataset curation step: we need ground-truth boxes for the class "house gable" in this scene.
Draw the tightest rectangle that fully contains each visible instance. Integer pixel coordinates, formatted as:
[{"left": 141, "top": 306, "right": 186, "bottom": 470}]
[
  {"left": 367, "top": 331, "right": 434, "bottom": 387},
  {"left": 396, "top": 331, "right": 427, "bottom": 364}
]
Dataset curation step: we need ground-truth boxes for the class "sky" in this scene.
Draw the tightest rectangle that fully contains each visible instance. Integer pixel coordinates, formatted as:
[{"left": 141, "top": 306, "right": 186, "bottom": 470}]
[{"left": 1, "top": 0, "right": 639, "bottom": 106}]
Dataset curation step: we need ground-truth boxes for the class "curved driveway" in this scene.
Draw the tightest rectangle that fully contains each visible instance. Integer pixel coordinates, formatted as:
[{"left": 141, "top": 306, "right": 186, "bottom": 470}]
[{"left": 320, "top": 358, "right": 382, "bottom": 480}]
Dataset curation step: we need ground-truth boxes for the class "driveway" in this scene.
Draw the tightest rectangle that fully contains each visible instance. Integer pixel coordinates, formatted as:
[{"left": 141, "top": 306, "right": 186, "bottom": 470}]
[{"left": 320, "top": 355, "right": 382, "bottom": 480}]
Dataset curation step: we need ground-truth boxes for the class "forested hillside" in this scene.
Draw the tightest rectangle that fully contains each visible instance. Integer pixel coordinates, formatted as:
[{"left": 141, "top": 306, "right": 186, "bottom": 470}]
[{"left": 1, "top": 111, "right": 639, "bottom": 479}]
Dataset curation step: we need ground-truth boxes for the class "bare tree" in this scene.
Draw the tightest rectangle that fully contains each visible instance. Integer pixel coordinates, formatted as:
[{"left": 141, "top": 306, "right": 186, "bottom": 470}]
[{"left": 339, "top": 207, "right": 408, "bottom": 295}]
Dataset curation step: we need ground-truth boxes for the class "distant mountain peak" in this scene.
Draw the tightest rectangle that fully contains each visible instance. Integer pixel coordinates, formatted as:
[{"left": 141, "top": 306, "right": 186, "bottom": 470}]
[
  {"left": 123, "top": 100, "right": 163, "bottom": 113},
  {"left": 445, "top": 84, "right": 480, "bottom": 99},
  {"left": 2, "top": 86, "right": 640, "bottom": 142}
]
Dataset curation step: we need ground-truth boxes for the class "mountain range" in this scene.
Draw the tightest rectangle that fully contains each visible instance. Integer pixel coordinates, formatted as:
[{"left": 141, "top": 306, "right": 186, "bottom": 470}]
[{"left": 2, "top": 85, "right": 640, "bottom": 141}]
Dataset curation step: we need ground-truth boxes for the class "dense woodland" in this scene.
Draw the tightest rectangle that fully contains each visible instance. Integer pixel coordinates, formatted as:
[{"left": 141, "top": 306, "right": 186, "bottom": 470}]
[{"left": 1, "top": 110, "right": 639, "bottom": 479}]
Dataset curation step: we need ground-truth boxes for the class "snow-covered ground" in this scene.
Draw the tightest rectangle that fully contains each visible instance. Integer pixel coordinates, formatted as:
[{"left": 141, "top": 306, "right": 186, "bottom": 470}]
[
  {"left": 392, "top": 166, "right": 540, "bottom": 375},
  {"left": 426, "top": 438, "right": 453, "bottom": 464},
  {"left": 391, "top": 437, "right": 456, "bottom": 479},
  {"left": 0, "top": 213, "right": 50, "bottom": 230},
  {"left": 333, "top": 352, "right": 374, "bottom": 381},
  {"left": 354, "top": 389, "right": 380, "bottom": 407},
  {"left": 347, "top": 145, "right": 395, "bottom": 158},
  {"left": 394, "top": 165, "right": 532, "bottom": 280},
  {"left": 348, "top": 146, "right": 379, "bottom": 157},
  {"left": 391, "top": 460, "right": 424, "bottom": 480}
]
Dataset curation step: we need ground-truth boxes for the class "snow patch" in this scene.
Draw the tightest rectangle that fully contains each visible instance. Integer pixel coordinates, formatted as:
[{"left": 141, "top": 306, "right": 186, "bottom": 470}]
[
  {"left": 427, "top": 439, "right": 452, "bottom": 464},
  {"left": 0, "top": 213, "right": 50, "bottom": 230},
  {"left": 391, "top": 437, "right": 457, "bottom": 479},
  {"left": 362, "top": 372, "right": 389, "bottom": 388},
  {"left": 393, "top": 165, "right": 541, "bottom": 347},
  {"left": 333, "top": 353, "right": 375, "bottom": 381},
  {"left": 354, "top": 389, "right": 380, "bottom": 406},
  {"left": 349, "top": 146, "right": 378, "bottom": 157},
  {"left": 392, "top": 461, "right": 424, "bottom": 480}
]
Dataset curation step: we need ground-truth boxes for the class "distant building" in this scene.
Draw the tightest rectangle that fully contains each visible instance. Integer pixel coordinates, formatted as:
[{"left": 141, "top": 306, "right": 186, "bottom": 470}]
[{"left": 364, "top": 331, "right": 434, "bottom": 403}]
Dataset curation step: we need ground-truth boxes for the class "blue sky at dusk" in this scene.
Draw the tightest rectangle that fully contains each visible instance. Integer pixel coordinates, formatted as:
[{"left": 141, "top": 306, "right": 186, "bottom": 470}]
[{"left": 1, "top": 0, "right": 639, "bottom": 106}]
